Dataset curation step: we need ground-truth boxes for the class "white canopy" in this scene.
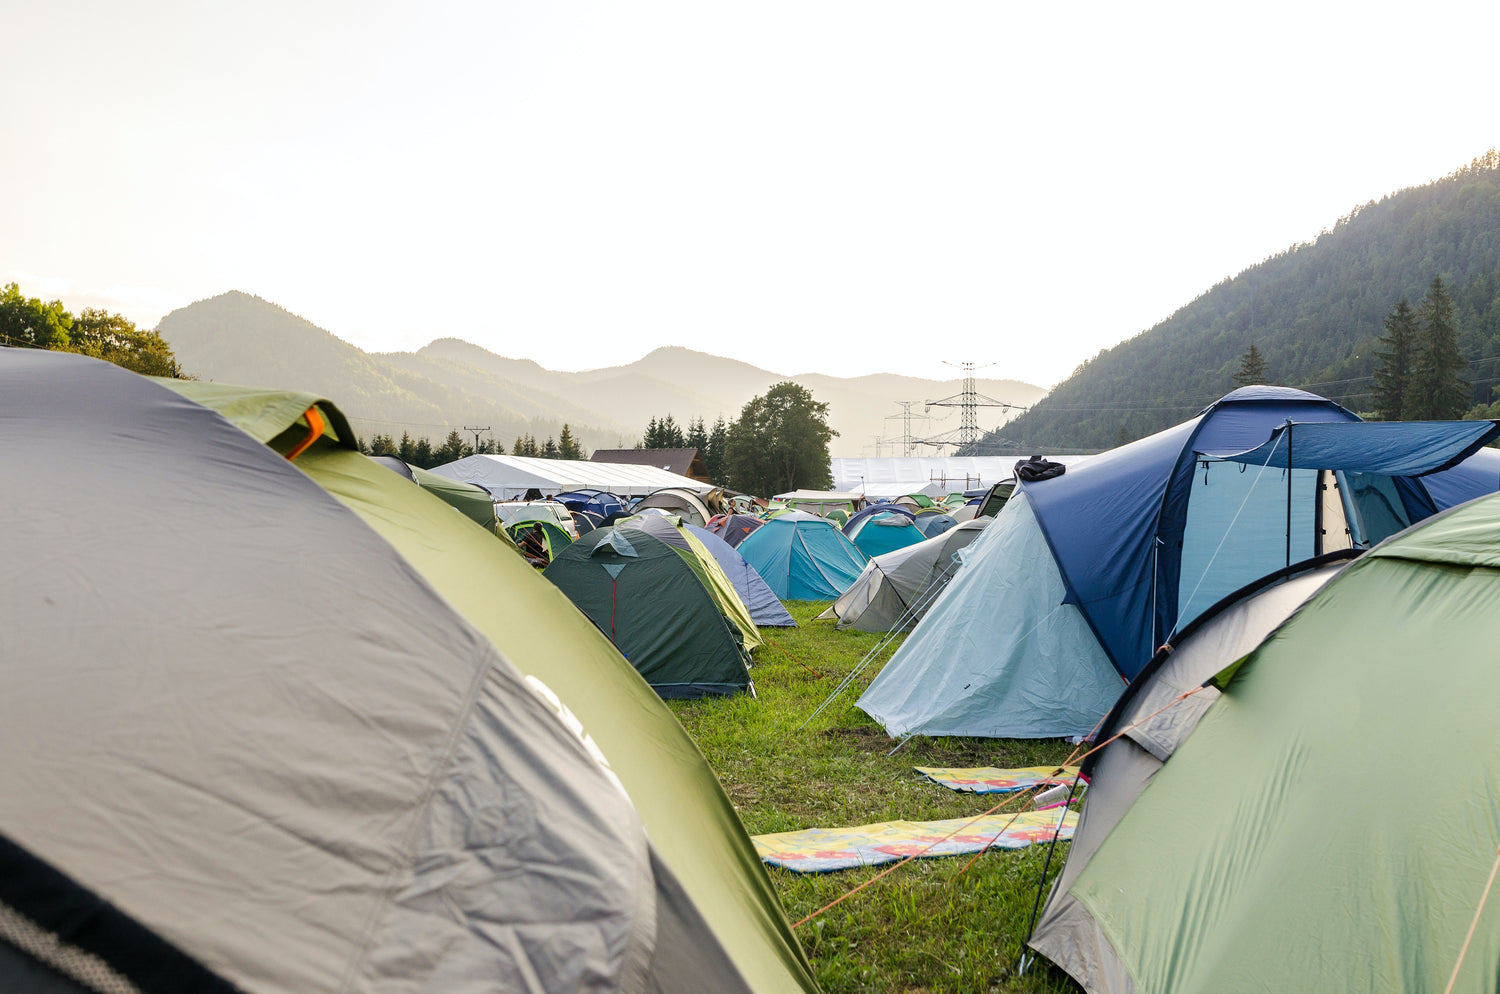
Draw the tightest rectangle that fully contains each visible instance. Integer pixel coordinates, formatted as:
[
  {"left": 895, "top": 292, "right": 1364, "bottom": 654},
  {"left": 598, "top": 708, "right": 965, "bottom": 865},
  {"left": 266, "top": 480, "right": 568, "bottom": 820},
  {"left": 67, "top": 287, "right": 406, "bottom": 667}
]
[
  {"left": 431, "top": 454, "right": 711, "bottom": 500},
  {"left": 832, "top": 456, "right": 1092, "bottom": 498}
]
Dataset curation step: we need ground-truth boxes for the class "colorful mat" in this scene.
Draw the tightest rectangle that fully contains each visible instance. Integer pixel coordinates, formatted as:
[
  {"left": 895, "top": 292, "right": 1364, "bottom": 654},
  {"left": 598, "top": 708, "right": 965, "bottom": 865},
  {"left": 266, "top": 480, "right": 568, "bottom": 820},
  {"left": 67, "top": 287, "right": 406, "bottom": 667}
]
[
  {"left": 753, "top": 808, "right": 1077, "bottom": 873},
  {"left": 915, "top": 765, "right": 1080, "bottom": 794}
]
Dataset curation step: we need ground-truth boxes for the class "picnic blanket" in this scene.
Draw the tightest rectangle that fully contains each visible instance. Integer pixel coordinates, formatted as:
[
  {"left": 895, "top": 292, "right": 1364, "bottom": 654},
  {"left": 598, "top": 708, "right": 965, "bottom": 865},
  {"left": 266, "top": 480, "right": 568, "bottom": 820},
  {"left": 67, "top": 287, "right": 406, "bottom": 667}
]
[
  {"left": 915, "top": 765, "right": 1081, "bottom": 794},
  {"left": 753, "top": 808, "right": 1077, "bottom": 873}
]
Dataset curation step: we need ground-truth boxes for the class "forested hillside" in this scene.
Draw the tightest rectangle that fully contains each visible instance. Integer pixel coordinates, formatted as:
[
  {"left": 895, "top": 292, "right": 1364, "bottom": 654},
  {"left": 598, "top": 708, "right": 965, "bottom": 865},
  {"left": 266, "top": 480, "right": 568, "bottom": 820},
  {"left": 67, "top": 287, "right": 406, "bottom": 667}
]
[{"left": 982, "top": 151, "right": 1500, "bottom": 451}]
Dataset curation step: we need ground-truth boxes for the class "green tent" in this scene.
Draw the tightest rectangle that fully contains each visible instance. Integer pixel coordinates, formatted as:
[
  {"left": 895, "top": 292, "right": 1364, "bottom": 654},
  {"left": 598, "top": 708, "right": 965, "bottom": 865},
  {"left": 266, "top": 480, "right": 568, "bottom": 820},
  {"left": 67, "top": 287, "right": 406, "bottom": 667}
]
[
  {"left": 163, "top": 379, "right": 815, "bottom": 994},
  {"left": 545, "top": 524, "right": 755, "bottom": 698},
  {"left": 508, "top": 517, "right": 575, "bottom": 566},
  {"left": 1039, "top": 493, "right": 1500, "bottom": 994},
  {"left": 619, "top": 513, "right": 763, "bottom": 653}
]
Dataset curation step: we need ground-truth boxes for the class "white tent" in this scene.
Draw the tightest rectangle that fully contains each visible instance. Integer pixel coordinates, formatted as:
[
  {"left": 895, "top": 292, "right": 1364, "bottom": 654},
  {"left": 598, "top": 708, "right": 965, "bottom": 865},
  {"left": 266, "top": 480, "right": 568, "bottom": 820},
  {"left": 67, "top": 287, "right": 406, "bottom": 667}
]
[
  {"left": 832, "top": 457, "right": 1091, "bottom": 499},
  {"left": 431, "top": 454, "right": 711, "bottom": 500}
]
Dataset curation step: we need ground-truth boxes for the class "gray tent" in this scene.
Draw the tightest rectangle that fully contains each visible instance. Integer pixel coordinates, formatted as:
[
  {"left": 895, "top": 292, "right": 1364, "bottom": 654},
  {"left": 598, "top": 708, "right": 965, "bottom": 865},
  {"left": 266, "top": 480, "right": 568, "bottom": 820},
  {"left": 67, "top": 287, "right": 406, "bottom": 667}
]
[
  {"left": 1026, "top": 552, "right": 1354, "bottom": 991},
  {"left": 0, "top": 349, "right": 749, "bottom": 994},
  {"left": 819, "top": 517, "right": 992, "bottom": 632}
]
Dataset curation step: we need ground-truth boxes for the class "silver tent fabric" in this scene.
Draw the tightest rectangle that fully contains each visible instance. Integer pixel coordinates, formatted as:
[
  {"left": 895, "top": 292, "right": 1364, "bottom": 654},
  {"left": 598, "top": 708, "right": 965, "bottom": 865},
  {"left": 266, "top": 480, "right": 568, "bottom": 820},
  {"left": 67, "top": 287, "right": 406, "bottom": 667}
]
[
  {"left": 1027, "top": 559, "right": 1348, "bottom": 993},
  {"left": 0, "top": 350, "right": 715, "bottom": 994},
  {"left": 821, "top": 518, "right": 990, "bottom": 633}
]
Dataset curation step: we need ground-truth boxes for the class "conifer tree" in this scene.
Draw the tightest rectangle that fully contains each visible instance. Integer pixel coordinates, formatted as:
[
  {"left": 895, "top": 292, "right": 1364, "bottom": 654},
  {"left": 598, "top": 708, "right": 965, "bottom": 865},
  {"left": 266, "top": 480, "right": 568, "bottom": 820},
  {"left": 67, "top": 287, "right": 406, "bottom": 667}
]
[
  {"left": 512, "top": 436, "right": 526, "bottom": 456},
  {"left": 542, "top": 437, "right": 560, "bottom": 459},
  {"left": 1233, "top": 343, "right": 1268, "bottom": 387},
  {"left": 1372, "top": 298, "right": 1417, "bottom": 420},
  {"left": 558, "top": 423, "right": 583, "bottom": 460},
  {"left": 1403, "top": 276, "right": 1469, "bottom": 420}
]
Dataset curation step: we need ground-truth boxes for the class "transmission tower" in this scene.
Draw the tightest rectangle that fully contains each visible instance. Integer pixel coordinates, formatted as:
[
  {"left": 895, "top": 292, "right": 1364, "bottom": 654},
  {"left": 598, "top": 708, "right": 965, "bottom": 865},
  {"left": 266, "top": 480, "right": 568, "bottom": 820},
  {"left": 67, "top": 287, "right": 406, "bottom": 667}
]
[
  {"left": 884, "top": 401, "right": 932, "bottom": 456},
  {"left": 918, "top": 361, "right": 1028, "bottom": 450}
]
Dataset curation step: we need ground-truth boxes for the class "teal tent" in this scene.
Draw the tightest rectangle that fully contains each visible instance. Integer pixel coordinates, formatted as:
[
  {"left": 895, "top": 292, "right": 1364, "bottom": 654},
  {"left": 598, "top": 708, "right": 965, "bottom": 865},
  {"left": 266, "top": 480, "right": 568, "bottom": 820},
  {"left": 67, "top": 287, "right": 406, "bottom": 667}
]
[
  {"left": 843, "top": 508, "right": 925, "bottom": 558},
  {"left": 736, "top": 512, "right": 869, "bottom": 600}
]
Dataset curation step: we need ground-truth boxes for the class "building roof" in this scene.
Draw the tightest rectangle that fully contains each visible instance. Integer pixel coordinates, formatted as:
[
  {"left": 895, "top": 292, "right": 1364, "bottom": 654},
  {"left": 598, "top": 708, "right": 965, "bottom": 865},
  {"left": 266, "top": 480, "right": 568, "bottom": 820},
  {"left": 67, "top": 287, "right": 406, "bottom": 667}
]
[{"left": 591, "top": 448, "right": 711, "bottom": 483}]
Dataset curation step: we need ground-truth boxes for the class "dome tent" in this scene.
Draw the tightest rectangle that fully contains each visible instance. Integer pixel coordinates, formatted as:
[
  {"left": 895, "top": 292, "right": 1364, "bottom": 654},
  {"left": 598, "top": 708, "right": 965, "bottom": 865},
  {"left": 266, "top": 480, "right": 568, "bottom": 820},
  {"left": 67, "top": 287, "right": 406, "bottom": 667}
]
[
  {"left": 859, "top": 386, "right": 1500, "bottom": 739},
  {"left": 166, "top": 375, "right": 819, "bottom": 994},
  {"left": 708, "top": 512, "right": 767, "bottom": 548},
  {"left": 737, "top": 511, "right": 869, "bottom": 601},
  {"left": 1031, "top": 494, "right": 1500, "bottom": 993},
  {"left": 0, "top": 349, "right": 752, "bottom": 993},
  {"left": 842, "top": 505, "right": 926, "bottom": 558},
  {"left": 819, "top": 516, "right": 992, "bottom": 633},
  {"left": 545, "top": 524, "right": 755, "bottom": 698}
]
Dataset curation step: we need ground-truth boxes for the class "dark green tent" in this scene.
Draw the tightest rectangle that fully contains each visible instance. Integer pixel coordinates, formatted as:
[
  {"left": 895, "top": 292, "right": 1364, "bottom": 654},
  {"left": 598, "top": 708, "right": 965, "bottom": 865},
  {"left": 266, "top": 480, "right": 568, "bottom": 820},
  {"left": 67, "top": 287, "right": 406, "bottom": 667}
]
[{"left": 546, "top": 526, "right": 754, "bottom": 698}]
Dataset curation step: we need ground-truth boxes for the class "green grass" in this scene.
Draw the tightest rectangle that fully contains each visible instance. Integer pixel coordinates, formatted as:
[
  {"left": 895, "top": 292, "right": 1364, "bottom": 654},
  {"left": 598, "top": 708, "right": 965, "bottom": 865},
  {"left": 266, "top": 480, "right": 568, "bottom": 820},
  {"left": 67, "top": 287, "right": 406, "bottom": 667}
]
[{"left": 666, "top": 602, "right": 1086, "bottom": 994}]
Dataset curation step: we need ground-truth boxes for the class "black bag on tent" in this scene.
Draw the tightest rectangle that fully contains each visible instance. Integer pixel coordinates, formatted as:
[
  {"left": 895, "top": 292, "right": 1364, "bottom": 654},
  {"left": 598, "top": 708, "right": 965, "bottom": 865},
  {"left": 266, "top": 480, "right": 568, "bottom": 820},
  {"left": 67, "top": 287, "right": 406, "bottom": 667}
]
[{"left": 1014, "top": 456, "right": 1067, "bottom": 482}]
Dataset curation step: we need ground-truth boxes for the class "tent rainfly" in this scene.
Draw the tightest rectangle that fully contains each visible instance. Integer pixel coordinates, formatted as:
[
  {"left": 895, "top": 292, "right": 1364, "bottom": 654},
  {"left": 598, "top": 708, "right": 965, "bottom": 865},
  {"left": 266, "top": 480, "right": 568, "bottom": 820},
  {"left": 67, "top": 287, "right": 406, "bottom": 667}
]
[
  {"left": 0, "top": 349, "right": 766, "bottom": 993},
  {"left": 1031, "top": 493, "right": 1500, "bottom": 993}
]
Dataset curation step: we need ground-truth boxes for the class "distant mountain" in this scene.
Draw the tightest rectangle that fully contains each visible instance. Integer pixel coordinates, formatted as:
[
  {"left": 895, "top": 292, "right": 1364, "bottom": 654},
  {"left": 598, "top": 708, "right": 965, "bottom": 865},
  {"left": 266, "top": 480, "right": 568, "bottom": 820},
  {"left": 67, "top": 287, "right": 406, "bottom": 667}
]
[
  {"left": 158, "top": 293, "right": 1043, "bottom": 455},
  {"left": 984, "top": 151, "right": 1500, "bottom": 452}
]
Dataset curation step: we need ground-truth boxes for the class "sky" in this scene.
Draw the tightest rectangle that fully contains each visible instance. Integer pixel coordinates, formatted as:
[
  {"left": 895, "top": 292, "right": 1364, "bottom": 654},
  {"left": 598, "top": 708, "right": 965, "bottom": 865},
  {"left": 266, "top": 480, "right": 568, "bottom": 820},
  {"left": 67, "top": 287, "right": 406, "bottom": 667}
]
[{"left": 4, "top": 1, "right": 1498, "bottom": 389}]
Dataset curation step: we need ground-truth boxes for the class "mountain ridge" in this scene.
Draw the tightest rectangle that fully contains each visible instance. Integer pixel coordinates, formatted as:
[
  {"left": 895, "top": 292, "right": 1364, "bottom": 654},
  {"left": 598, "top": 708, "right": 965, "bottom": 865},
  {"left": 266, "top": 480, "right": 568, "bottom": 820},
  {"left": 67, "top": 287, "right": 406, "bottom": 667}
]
[{"left": 157, "top": 294, "right": 1044, "bottom": 454}]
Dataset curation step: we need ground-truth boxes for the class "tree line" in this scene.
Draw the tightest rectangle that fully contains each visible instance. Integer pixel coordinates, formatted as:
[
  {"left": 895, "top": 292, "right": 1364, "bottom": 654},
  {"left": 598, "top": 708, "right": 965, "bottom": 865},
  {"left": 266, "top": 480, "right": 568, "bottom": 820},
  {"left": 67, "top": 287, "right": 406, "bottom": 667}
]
[
  {"left": 1, "top": 282, "right": 184, "bottom": 377},
  {"left": 637, "top": 382, "right": 835, "bottom": 495},
  {"left": 362, "top": 423, "right": 584, "bottom": 469}
]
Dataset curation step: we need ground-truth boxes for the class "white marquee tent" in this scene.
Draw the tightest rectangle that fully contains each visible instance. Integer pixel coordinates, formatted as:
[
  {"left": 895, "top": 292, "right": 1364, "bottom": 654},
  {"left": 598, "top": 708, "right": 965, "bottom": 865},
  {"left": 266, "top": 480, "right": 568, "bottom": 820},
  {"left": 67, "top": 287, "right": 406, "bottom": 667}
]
[
  {"left": 431, "top": 454, "right": 711, "bottom": 500},
  {"left": 832, "top": 457, "right": 1091, "bottom": 499}
]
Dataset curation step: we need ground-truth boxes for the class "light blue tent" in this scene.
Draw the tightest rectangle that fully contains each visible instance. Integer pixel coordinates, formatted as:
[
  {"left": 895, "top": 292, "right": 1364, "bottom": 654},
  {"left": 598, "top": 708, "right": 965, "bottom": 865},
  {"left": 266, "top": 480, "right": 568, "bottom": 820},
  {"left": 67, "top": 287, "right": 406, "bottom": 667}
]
[
  {"left": 737, "top": 512, "right": 868, "bottom": 600},
  {"left": 686, "top": 524, "right": 798, "bottom": 627},
  {"left": 843, "top": 509, "right": 925, "bottom": 558},
  {"left": 859, "top": 386, "right": 1500, "bottom": 739}
]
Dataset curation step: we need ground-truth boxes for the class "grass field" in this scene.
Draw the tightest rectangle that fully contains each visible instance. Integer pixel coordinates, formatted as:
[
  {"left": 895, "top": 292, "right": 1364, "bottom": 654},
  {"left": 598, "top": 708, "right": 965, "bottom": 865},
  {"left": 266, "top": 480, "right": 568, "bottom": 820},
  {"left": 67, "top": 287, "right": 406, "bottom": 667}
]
[{"left": 667, "top": 602, "right": 1087, "bottom": 994}]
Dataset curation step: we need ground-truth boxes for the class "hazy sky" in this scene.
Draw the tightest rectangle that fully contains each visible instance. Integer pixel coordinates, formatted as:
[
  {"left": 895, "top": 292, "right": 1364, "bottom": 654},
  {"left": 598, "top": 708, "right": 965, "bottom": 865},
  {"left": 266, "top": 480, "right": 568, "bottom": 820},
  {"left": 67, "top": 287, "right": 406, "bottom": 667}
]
[{"left": 5, "top": 2, "right": 1497, "bottom": 387}]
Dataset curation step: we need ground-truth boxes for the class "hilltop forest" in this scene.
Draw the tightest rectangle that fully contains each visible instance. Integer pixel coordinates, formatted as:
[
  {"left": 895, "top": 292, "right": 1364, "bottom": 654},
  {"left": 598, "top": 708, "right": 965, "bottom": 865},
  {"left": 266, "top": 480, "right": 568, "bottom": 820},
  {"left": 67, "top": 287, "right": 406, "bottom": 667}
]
[{"left": 980, "top": 151, "right": 1500, "bottom": 452}]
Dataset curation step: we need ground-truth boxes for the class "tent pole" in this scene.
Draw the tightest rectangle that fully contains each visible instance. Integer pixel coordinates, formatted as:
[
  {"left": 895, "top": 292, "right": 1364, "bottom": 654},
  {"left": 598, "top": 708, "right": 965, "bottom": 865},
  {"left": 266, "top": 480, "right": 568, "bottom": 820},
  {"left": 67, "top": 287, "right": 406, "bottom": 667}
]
[
  {"left": 1285, "top": 423, "right": 1293, "bottom": 568},
  {"left": 1016, "top": 772, "right": 1084, "bottom": 976}
]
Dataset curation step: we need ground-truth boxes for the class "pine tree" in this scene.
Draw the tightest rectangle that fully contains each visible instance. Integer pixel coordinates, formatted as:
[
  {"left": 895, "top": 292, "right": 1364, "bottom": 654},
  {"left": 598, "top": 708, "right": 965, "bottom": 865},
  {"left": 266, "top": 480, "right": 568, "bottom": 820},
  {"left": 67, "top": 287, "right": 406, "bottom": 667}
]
[
  {"left": 558, "top": 423, "right": 583, "bottom": 460},
  {"left": 1403, "top": 276, "right": 1469, "bottom": 419},
  {"left": 412, "top": 436, "right": 434, "bottom": 468},
  {"left": 512, "top": 436, "right": 526, "bottom": 456},
  {"left": 705, "top": 417, "right": 728, "bottom": 485},
  {"left": 542, "top": 437, "right": 560, "bottom": 459},
  {"left": 1232, "top": 343, "right": 1268, "bottom": 387},
  {"left": 398, "top": 431, "right": 417, "bottom": 464},
  {"left": 1372, "top": 298, "right": 1417, "bottom": 420},
  {"left": 434, "top": 429, "right": 468, "bottom": 465}
]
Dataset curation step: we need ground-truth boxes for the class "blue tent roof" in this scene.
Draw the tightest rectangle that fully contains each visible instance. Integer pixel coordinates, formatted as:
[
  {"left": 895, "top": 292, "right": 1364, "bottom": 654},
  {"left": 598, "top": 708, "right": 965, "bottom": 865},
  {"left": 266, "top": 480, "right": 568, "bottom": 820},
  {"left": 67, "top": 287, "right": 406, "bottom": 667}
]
[
  {"left": 1424, "top": 447, "right": 1500, "bottom": 509},
  {"left": 1204, "top": 420, "right": 1500, "bottom": 476},
  {"left": 686, "top": 525, "right": 797, "bottom": 627}
]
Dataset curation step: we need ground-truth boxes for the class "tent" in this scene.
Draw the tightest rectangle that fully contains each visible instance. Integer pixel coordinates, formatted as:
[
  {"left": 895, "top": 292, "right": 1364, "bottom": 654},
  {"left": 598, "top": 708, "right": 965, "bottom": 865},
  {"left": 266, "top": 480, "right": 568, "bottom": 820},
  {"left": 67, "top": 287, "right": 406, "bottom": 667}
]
[
  {"left": 508, "top": 517, "right": 575, "bottom": 566},
  {"left": 555, "top": 488, "right": 628, "bottom": 522},
  {"left": 545, "top": 524, "right": 755, "bottom": 698},
  {"left": 819, "top": 517, "right": 992, "bottom": 633},
  {"left": 686, "top": 523, "right": 798, "bottom": 628},
  {"left": 1030, "top": 493, "right": 1500, "bottom": 993},
  {"left": 843, "top": 507, "right": 926, "bottom": 558},
  {"left": 737, "top": 512, "right": 870, "bottom": 601},
  {"left": 0, "top": 349, "right": 758, "bottom": 993},
  {"left": 912, "top": 511, "right": 958, "bottom": 538},
  {"left": 771, "top": 490, "right": 867, "bottom": 516},
  {"left": 1027, "top": 553, "right": 1354, "bottom": 991},
  {"left": 631, "top": 486, "right": 717, "bottom": 527},
  {"left": 709, "top": 512, "right": 767, "bottom": 548},
  {"left": 858, "top": 386, "right": 1500, "bottom": 739},
  {"left": 161, "top": 375, "right": 820, "bottom": 993},
  {"left": 614, "top": 514, "right": 764, "bottom": 653}
]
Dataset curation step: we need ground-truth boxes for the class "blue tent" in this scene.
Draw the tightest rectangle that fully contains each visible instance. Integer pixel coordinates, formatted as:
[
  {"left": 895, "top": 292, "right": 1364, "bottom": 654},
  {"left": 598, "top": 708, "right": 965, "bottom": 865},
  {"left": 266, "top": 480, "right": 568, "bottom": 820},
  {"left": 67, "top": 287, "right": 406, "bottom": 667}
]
[
  {"left": 686, "top": 524, "right": 798, "bottom": 627},
  {"left": 737, "top": 512, "right": 869, "bottom": 600},
  {"left": 843, "top": 508, "right": 925, "bottom": 558},
  {"left": 859, "top": 387, "right": 1500, "bottom": 739}
]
